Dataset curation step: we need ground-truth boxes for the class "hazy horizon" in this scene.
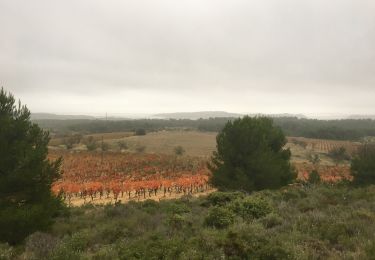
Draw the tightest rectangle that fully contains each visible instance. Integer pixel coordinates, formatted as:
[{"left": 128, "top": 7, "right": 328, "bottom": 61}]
[
  {"left": 1, "top": 0, "right": 374, "bottom": 115},
  {"left": 29, "top": 110, "right": 370, "bottom": 120}
]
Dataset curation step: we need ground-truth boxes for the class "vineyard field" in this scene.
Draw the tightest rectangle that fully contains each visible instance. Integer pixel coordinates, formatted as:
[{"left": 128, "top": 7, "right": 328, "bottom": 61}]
[
  {"left": 294, "top": 162, "right": 351, "bottom": 182},
  {"left": 49, "top": 151, "right": 211, "bottom": 206},
  {"left": 288, "top": 137, "right": 360, "bottom": 155}
]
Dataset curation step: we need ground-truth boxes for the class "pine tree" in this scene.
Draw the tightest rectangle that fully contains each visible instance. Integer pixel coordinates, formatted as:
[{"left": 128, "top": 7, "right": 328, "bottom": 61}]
[
  {"left": 0, "top": 88, "right": 63, "bottom": 244},
  {"left": 209, "top": 116, "right": 296, "bottom": 192}
]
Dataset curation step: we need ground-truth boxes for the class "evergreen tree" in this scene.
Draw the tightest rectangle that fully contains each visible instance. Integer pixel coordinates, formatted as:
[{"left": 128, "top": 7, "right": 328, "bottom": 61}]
[
  {"left": 351, "top": 143, "right": 375, "bottom": 185},
  {"left": 0, "top": 88, "right": 63, "bottom": 244},
  {"left": 209, "top": 116, "right": 296, "bottom": 192}
]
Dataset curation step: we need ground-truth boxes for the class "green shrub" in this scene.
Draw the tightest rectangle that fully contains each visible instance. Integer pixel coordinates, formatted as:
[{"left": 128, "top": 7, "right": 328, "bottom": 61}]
[
  {"left": 91, "top": 245, "right": 119, "bottom": 260},
  {"left": 351, "top": 144, "right": 375, "bottom": 185},
  {"left": 281, "top": 187, "right": 307, "bottom": 201},
  {"left": 101, "top": 142, "right": 110, "bottom": 151},
  {"left": 203, "top": 192, "right": 245, "bottom": 207},
  {"left": 165, "top": 202, "right": 191, "bottom": 214},
  {"left": 117, "top": 141, "right": 128, "bottom": 150},
  {"left": 174, "top": 146, "right": 185, "bottom": 156},
  {"left": 0, "top": 243, "right": 15, "bottom": 260},
  {"left": 204, "top": 207, "right": 235, "bottom": 229},
  {"left": 319, "top": 221, "right": 357, "bottom": 245},
  {"left": 328, "top": 146, "right": 350, "bottom": 164},
  {"left": 50, "top": 244, "right": 81, "bottom": 260},
  {"left": 86, "top": 141, "right": 97, "bottom": 151},
  {"left": 255, "top": 242, "right": 293, "bottom": 260},
  {"left": 117, "top": 235, "right": 184, "bottom": 259},
  {"left": 63, "top": 231, "right": 91, "bottom": 252},
  {"left": 140, "top": 199, "right": 159, "bottom": 213},
  {"left": 25, "top": 232, "right": 59, "bottom": 259},
  {"left": 222, "top": 224, "right": 293, "bottom": 259},
  {"left": 260, "top": 213, "right": 283, "bottom": 228},
  {"left": 134, "top": 128, "right": 146, "bottom": 136},
  {"left": 230, "top": 196, "right": 273, "bottom": 219},
  {"left": 167, "top": 214, "right": 191, "bottom": 231},
  {"left": 308, "top": 170, "right": 321, "bottom": 184},
  {"left": 364, "top": 240, "right": 375, "bottom": 259}
]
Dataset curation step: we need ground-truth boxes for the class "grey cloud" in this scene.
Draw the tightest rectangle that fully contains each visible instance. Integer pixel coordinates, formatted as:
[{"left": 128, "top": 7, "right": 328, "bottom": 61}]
[{"left": 0, "top": 0, "right": 374, "bottom": 114}]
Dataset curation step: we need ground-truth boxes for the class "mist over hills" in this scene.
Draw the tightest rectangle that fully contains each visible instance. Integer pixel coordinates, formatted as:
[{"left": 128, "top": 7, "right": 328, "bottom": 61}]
[
  {"left": 153, "top": 111, "right": 307, "bottom": 119},
  {"left": 31, "top": 112, "right": 375, "bottom": 121},
  {"left": 347, "top": 115, "right": 375, "bottom": 120},
  {"left": 31, "top": 113, "right": 133, "bottom": 121},
  {"left": 31, "top": 113, "right": 96, "bottom": 120},
  {"left": 153, "top": 111, "right": 243, "bottom": 119}
]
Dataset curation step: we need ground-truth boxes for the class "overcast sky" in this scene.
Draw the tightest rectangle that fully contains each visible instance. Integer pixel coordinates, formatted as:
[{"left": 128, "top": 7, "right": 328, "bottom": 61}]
[{"left": 1, "top": 0, "right": 374, "bottom": 117}]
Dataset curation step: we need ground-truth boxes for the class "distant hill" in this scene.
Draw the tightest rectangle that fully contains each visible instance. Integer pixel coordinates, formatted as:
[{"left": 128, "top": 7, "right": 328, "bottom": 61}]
[
  {"left": 153, "top": 111, "right": 306, "bottom": 120},
  {"left": 253, "top": 113, "right": 307, "bottom": 119},
  {"left": 153, "top": 111, "right": 243, "bottom": 119},
  {"left": 31, "top": 113, "right": 96, "bottom": 120},
  {"left": 347, "top": 115, "right": 375, "bottom": 120}
]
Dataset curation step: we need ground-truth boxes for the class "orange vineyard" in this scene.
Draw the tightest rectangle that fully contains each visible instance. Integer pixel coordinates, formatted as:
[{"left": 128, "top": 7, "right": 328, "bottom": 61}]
[
  {"left": 49, "top": 151, "right": 211, "bottom": 205},
  {"left": 50, "top": 151, "right": 353, "bottom": 205},
  {"left": 288, "top": 137, "right": 360, "bottom": 155},
  {"left": 294, "top": 163, "right": 352, "bottom": 182}
]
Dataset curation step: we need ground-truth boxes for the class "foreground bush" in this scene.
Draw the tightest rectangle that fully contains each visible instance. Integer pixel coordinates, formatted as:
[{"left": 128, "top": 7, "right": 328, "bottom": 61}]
[
  {"left": 204, "top": 207, "right": 235, "bottom": 229},
  {"left": 3, "top": 185, "right": 375, "bottom": 259},
  {"left": 203, "top": 191, "right": 245, "bottom": 206},
  {"left": 229, "top": 196, "right": 273, "bottom": 220}
]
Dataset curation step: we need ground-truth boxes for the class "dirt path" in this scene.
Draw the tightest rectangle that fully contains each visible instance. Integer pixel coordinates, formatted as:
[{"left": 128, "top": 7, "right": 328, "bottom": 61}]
[{"left": 67, "top": 189, "right": 216, "bottom": 207}]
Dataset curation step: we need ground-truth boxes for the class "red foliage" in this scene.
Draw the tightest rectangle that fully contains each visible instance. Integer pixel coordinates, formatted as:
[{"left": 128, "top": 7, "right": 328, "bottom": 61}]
[{"left": 49, "top": 151, "right": 211, "bottom": 202}]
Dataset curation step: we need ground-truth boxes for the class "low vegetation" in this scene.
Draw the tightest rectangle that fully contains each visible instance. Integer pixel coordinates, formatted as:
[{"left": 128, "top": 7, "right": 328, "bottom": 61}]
[{"left": 2, "top": 185, "right": 375, "bottom": 259}]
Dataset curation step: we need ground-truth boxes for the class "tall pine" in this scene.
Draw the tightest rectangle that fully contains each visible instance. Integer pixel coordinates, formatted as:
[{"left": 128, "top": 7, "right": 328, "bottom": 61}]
[
  {"left": 209, "top": 116, "right": 296, "bottom": 192},
  {"left": 0, "top": 88, "right": 63, "bottom": 244}
]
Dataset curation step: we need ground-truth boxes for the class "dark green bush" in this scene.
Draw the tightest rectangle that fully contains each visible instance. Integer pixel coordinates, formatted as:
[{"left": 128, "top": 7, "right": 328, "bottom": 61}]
[
  {"left": 281, "top": 187, "right": 307, "bottom": 201},
  {"left": 165, "top": 201, "right": 191, "bottom": 214},
  {"left": 255, "top": 242, "right": 293, "bottom": 260},
  {"left": 319, "top": 221, "right": 357, "bottom": 245},
  {"left": 140, "top": 199, "right": 159, "bottom": 213},
  {"left": 260, "top": 213, "right": 283, "bottom": 228},
  {"left": 117, "top": 235, "right": 183, "bottom": 259},
  {"left": 308, "top": 170, "right": 321, "bottom": 184},
  {"left": 174, "top": 145, "right": 185, "bottom": 156},
  {"left": 204, "top": 207, "right": 235, "bottom": 229},
  {"left": 222, "top": 225, "right": 293, "bottom": 259},
  {"left": 167, "top": 214, "right": 191, "bottom": 232},
  {"left": 230, "top": 196, "right": 273, "bottom": 219},
  {"left": 203, "top": 191, "right": 245, "bottom": 207},
  {"left": 209, "top": 116, "right": 296, "bottom": 192},
  {"left": 134, "top": 128, "right": 146, "bottom": 136},
  {"left": 351, "top": 144, "right": 375, "bottom": 185}
]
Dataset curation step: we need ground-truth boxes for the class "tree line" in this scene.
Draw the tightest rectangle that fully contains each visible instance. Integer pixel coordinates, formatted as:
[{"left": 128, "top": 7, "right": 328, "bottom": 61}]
[{"left": 35, "top": 116, "right": 375, "bottom": 141}]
